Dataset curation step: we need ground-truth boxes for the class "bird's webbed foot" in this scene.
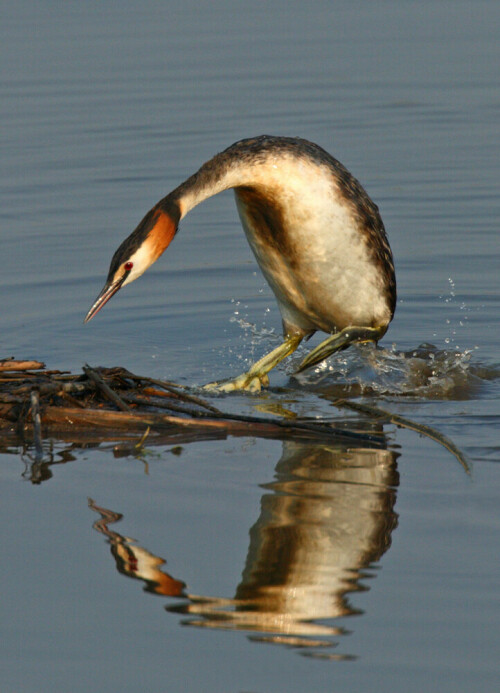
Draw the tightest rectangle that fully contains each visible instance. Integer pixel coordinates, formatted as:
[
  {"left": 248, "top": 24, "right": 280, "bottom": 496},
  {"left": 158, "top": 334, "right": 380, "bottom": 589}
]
[
  {"left": 203, "top": 334, "right": 303, "bottom": 393},
  {"left": 203, "top": 371, "right": 270, "bottom": 393},
  {"left": 295, "top": 325, "right": 385, "bottom": 373}
]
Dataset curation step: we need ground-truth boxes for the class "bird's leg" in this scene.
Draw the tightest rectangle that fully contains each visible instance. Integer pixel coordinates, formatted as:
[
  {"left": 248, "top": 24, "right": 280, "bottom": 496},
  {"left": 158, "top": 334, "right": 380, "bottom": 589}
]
[
  {"left": 204, "top": 334, "right": 303, "bottom": 393},
  {"left": 295, "top": 325, "right": 385, "bottom": 373}
]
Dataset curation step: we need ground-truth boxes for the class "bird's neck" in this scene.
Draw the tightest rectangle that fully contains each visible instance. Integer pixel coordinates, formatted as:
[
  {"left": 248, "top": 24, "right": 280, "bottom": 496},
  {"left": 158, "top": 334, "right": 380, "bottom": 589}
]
[
  {"left": 167, "top": 144, "right": 332, "bottom": 223},
  {"left": 171, "top": 161, "right": 250, "bottom": 220},
  {"left": 143, "top": 162, "right": 243, "bottom": 266}
]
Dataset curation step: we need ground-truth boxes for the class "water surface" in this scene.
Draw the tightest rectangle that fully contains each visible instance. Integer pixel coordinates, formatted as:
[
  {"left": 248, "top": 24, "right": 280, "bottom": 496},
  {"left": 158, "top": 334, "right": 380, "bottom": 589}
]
[{"left": 1, "top": 2, "right": 499, "bottom": 692}]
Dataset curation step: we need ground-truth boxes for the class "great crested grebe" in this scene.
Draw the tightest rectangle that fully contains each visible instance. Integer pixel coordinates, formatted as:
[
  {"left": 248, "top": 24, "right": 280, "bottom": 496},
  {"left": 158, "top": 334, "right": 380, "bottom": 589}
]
[{"left": 85, "top": 135, "right": 396, "bottom": 391}]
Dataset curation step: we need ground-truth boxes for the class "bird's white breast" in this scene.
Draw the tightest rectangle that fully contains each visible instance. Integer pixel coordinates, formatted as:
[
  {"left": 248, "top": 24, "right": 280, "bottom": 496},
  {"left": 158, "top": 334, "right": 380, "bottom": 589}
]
[{"left": 233, "top": 158, "right": 390, "bottom": 335}]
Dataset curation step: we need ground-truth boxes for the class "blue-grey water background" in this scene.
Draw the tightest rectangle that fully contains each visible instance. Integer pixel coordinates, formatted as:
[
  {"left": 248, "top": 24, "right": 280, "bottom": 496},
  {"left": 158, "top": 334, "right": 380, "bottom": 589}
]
[{"left": 1, "top": 1, "right": 499, "bottom": 691}]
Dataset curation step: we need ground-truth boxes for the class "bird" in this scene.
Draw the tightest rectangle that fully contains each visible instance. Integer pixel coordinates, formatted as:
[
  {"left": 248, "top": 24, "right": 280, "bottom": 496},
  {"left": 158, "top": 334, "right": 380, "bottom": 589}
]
[{"left": 84, "top": 135, "right": 396, "bottom": 392}]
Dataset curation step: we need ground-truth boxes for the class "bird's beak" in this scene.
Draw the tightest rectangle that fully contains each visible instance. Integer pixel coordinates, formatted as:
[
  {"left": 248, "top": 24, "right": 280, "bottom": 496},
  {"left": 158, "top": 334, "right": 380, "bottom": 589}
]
[{"left": 84, "top": 275, "right": 126, "bottom": 323}]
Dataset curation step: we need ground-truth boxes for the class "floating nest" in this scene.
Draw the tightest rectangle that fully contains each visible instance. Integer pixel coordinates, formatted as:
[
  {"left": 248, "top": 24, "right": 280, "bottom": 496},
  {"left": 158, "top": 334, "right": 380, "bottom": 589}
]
[
  {"left": 0, "top": 357, "right": 386, "bottom": 448},
  {"left": 0, "top": 357, "right": 469, "bottom": 473}
]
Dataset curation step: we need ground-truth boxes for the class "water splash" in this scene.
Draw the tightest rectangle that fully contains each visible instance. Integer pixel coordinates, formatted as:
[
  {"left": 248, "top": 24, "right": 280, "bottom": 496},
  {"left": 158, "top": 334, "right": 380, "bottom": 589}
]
[
  {"left": 222, "top": 296, "right": 498, "bottom": 399},
  {"left": 294, "top": 342, "right": 498, "bottom": 400},
  {"left": 435, "top": 276, "right": 475, "bottom": 350},
  {"left": 227, "top": 297, "right": 280, "bottom": 364}
]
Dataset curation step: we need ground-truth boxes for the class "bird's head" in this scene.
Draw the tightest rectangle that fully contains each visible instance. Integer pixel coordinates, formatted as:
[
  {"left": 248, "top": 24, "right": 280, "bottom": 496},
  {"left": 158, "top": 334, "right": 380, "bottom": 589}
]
[{"left": 84, "top": 202, "right": 179, "bottom": 323}]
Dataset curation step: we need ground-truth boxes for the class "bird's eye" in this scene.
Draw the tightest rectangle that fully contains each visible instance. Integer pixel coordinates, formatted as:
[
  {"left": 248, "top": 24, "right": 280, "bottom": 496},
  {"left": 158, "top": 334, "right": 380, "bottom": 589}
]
[{"left": 124, "top": 261, "right": 134, "bottom": 271}]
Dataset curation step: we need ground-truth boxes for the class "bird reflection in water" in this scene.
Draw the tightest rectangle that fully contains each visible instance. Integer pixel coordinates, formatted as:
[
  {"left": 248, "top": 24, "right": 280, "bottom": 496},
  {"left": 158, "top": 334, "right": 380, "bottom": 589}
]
[
  {"left": 89, "top": 439, "right": 398, "bottom": 659},
  {"left": 88, "top": 498, "right": 186, "bottom": 598}
]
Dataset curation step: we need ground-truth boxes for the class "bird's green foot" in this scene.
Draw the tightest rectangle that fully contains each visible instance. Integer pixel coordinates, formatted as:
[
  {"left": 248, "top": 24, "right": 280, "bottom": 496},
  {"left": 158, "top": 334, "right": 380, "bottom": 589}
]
[
  {"left": 295, "top": 325, "right": 385, "bottom": 373},
  {"left": 203, "top": 372, "right": 269, "bottom": 393},
  {"left": 203, "top": 334, "right": 303, "bottom": 393}
]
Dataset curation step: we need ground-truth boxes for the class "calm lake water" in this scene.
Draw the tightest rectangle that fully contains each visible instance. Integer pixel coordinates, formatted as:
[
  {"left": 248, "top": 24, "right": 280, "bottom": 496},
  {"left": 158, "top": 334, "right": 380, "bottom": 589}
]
[{"left": 1, "top": 1, "right": 499, "bottom": 691}]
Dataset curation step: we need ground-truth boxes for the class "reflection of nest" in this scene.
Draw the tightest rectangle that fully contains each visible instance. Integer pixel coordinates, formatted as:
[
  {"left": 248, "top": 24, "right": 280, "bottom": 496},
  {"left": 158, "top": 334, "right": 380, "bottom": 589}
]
[{"left": 0, "top": 357, "right": 387, "bottom": 452}]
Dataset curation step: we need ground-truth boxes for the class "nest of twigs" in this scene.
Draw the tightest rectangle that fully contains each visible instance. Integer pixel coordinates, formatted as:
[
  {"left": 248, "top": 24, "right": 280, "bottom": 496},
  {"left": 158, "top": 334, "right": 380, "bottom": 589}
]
[{"left": 0, "top": 358, "right": 387, "bottom": 454}]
